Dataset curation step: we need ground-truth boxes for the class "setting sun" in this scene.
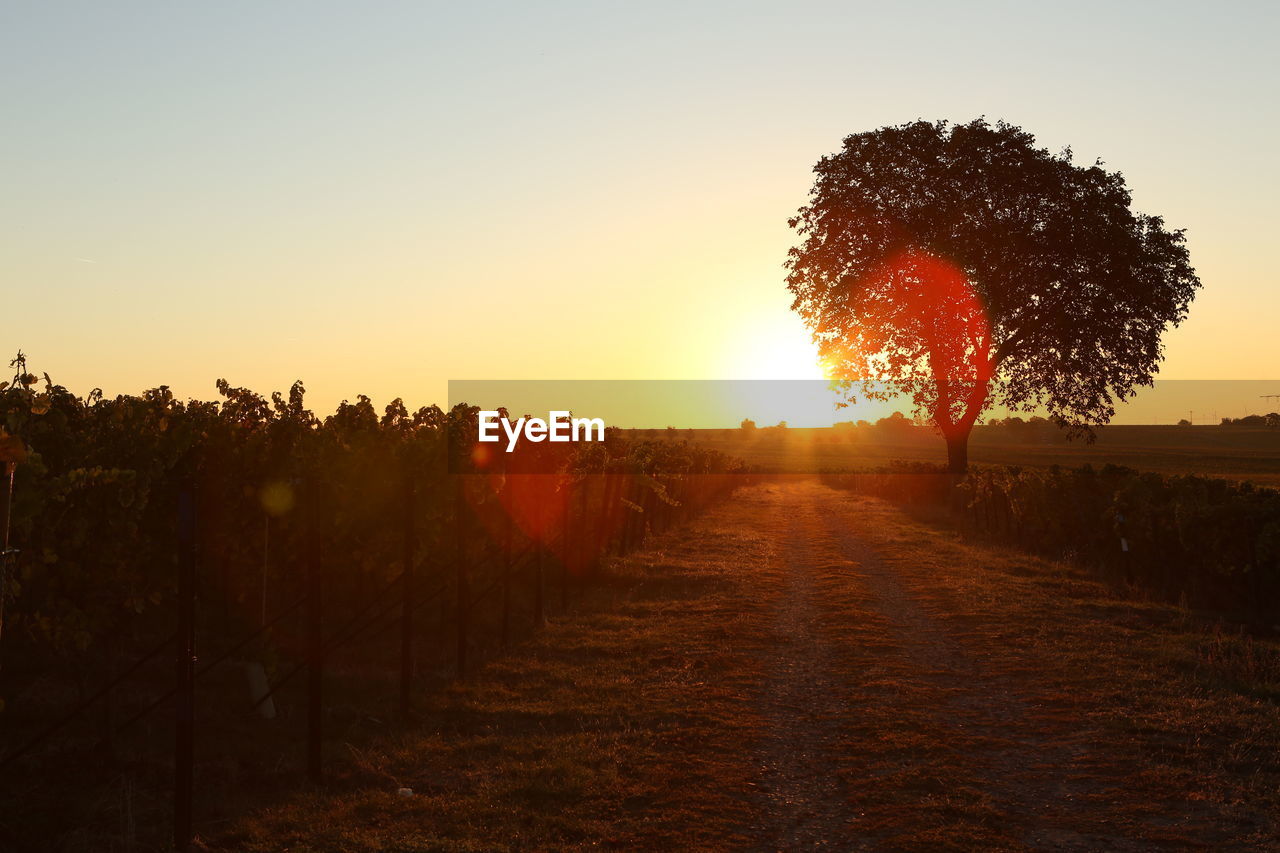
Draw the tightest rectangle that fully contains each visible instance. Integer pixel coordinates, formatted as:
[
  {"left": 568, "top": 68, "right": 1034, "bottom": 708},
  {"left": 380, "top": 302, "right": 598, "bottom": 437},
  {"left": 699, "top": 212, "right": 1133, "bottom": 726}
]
[{"left": 721, "top": 313, "right": 826, "bottom": 380}]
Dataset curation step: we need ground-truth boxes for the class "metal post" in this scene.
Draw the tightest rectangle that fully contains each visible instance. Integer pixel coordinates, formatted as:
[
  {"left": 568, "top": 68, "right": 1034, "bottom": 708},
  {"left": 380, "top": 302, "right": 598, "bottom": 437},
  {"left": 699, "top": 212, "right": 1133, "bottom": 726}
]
[
  {"left": 0, "top": 460, "right": 16, "bottom": 680},
  {"left": 399, "top": 475, "right": 415, "bottom": 720},
  {"left": 620, "top": 478, "right": 634, "bottom": 554},
  {"left": 575, "top": 478, "right": 589, "bottom": 586},
  {"left": 174, "top": 486, "right": 196, "bottom": 853},
  {"left": 533, "top": 481, "right": 545, "bottom": 628},
  {"left": 637, "top": 483, "right": 649, "bottom": 548},
  {"left": 260, "top": 514, "right": 270, "bottom": 629},
  {"left": 455, "top": 477, "right": 468, "bottom": 680},
  {"left": 560, "top": 479, "right": 570, "bottom": 610},
  {"left": 603, "top": 473, "right": 619, "bottom": 556},
  {"left": 500, "top": 467, "right": 512, "bottom": 649},
  {"left": 305, "top": 489, "right": 323, "bottom": 781}
]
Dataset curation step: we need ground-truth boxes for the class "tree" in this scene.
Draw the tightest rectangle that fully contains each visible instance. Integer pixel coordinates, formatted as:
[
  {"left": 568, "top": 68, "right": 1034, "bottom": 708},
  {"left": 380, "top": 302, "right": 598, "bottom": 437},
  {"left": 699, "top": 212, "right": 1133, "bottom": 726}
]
[
  {"left": 875, "top": 411, "right": 914, "bottom": 433},
  {"left": 785, "top": 119, "right": 1199, "bottom": 473}
]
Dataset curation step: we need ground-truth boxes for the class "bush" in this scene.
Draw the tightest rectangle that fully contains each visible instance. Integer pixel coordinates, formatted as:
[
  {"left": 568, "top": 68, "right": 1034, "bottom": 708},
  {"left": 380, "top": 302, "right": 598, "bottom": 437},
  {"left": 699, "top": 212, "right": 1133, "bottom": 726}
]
[{"left": 820, "top": 458, "right": 1280, "bottom": 625}]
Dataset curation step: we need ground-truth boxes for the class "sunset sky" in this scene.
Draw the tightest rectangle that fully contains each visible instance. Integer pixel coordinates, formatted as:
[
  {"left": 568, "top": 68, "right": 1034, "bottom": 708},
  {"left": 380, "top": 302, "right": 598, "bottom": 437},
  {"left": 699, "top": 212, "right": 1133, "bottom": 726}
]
[{"left": 3, "top": 1, "right": 1277, "bottom": 417}]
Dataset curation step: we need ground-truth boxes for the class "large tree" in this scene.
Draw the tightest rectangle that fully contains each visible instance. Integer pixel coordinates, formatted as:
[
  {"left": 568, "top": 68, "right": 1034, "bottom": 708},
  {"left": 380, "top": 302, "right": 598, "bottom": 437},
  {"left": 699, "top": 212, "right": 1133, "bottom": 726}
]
[{"left": 785, "top": 119, "right": 1200, "bottom": 473}]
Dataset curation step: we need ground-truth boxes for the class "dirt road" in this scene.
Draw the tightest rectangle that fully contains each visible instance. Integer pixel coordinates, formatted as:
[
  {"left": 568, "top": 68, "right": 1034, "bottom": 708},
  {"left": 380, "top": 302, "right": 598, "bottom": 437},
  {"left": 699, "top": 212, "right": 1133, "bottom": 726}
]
[
  {"left": 214, "top": 480, "right": 1280, "bottom": 852},
  {"left": 742, "top": 481, "right": 1280, "bottom": 849}
]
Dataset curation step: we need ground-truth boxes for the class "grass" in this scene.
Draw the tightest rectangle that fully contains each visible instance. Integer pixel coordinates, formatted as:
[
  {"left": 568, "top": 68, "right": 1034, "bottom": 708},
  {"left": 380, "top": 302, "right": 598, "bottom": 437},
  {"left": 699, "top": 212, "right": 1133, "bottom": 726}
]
[{"left": 203, "top": 523, "right": 776, "bottom": 851}]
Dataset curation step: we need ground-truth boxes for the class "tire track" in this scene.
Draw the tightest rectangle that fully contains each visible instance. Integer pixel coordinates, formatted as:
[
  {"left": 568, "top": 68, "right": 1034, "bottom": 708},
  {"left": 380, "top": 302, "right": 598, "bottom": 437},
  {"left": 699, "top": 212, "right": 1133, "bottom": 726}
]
[
  {"left": 803, "top": 483, "right": 1150, "bottom": 850},
  {"left": 748, "top": 491, "right": 859, "bottom": 849}
]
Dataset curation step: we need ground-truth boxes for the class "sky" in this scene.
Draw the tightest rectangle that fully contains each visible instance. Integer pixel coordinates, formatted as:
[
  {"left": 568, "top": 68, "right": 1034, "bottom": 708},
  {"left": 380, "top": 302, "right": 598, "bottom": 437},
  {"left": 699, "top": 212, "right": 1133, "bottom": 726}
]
[{"left": 2, "top": 1, "right": 1277, "bottom": 419}]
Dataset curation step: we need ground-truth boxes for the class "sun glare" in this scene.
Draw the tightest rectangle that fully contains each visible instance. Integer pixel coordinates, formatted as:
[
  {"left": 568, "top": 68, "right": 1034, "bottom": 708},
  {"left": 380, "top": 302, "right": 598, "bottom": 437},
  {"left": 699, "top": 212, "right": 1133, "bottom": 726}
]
[{"left": 726, "top": 315, "right": 826, "bottom": 380}]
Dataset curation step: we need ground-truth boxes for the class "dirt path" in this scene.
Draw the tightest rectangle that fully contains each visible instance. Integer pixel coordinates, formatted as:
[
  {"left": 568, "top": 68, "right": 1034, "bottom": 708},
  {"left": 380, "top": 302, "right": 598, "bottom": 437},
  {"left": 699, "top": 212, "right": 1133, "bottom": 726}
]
[
  {"left": 212, "top": 479, "right": 1280, "bottom": 852},
  {"left": 807, "top": 489, "right": 1130, "bottom": 850},
  {"left": 748, "top": 499, "right": 856, "bottom": 848},
  {"left": 743, "top": 480, "right": 1278, "bottom": 850}
]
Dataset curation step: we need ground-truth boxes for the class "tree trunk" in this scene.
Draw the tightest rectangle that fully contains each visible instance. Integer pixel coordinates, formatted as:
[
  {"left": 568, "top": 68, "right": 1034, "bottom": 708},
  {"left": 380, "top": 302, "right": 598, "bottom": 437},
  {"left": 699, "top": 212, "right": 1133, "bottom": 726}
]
[{"left": 944, "top": 430, "right": 970, "bottom": 475}]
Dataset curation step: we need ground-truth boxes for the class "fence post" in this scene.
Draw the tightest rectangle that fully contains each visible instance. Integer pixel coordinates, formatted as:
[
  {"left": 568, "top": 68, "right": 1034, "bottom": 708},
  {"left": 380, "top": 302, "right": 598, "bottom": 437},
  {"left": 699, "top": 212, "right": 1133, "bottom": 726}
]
[
  {"left": 500, "top": 467, "right": 512, "bottom": 649},
  {"left": 560, "top": 478, "right": 571, "bottom": 610},
  {"left": 575, "top": 478, "right": 589, "bottom": 586},
  {"left": 305, "top": 488, "right": 323, "bottom": 781},
  {"left": 613, "top": 475, "right": 627, "bottom": 555},
  {"left": 455, "top": 477, "right": 468, "bottom": 680},
  {"left": 601, "top": 473, "right": 617, "bottom": 557},
  {"left": 639, "top": 481, "right": 652, "bottom": 546},
  {"left": 0, "top": 459, "right": 16, "bottom": 684},
  {"left": 399, "top": 474, "right": 415, "bottom": 720},
  {"left": 622, "top": 477, "right": 636, "bottom": 554},
  {"left": 533, "top": 483, "right": 545, "bottom": 628},
  {"left": 174, "top": 486, "right": 197, "bottom": 853}
]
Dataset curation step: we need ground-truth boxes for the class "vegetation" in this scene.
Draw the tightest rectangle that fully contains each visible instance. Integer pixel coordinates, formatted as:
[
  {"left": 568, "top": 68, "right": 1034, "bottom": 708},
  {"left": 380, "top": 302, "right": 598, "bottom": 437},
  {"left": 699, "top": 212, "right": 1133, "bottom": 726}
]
[
  {"left": 0, "top": 355, "right": 751, "bottom": 851},
  {"left": 821, "top": 462, "right": 1280, "bottom": 625},
  {"left": 785, "top": 118, "right": 1200, "bottom": 472},
  {"left": 959, "top": 465, "right": 1280, "bottom": 623},
  {"left": 0, "top": 353, "right": 747, "bottom": 656},
  {"left": 1223, "top": 413, "right": 1280, "bottom": 427}
]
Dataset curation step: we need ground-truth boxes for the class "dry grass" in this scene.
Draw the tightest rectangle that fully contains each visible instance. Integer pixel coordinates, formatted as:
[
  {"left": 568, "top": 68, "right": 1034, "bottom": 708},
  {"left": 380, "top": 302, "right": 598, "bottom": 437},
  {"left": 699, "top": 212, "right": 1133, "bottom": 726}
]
[{"left": 205, "top": 521, "right": 780, "bottom": 851}]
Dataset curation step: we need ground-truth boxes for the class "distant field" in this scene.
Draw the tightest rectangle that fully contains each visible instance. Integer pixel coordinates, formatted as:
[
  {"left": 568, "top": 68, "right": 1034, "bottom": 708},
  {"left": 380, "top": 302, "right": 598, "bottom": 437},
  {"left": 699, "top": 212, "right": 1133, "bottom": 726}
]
[{"left": 643, "top": 425, "right": 1280, "bottom": 486}]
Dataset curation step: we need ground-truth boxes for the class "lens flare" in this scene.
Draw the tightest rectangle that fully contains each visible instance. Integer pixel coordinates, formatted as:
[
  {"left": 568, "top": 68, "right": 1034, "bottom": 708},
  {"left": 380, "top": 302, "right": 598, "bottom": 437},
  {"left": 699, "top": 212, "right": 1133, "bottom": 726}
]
[{"left": 259, "top": 480, "right": 295, "bottom": 517}]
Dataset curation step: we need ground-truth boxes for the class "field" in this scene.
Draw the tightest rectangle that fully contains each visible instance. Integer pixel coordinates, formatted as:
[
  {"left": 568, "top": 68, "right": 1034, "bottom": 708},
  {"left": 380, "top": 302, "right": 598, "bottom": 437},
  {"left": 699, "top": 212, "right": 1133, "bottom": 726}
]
[
  {"left": 669, "top": 425, "right": 1280, "bottom": 485},
  {"left": 205, "top": 481, "right": 1280, "bottom": 850}
]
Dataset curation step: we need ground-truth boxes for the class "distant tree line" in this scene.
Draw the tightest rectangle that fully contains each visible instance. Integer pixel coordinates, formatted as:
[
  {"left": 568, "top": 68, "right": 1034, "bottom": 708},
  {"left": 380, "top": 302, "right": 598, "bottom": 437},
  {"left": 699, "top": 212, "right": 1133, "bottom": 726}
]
[{"left": 1220, "top": 413, "right": 1280, "bottom": 427}]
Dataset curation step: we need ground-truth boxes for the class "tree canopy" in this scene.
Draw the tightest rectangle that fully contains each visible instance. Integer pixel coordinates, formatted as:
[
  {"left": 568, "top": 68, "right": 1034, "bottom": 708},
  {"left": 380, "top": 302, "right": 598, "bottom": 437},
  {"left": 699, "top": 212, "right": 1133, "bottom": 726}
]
[{"left": 785, "top": 118, "right": 1200, "bottom": 471}]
